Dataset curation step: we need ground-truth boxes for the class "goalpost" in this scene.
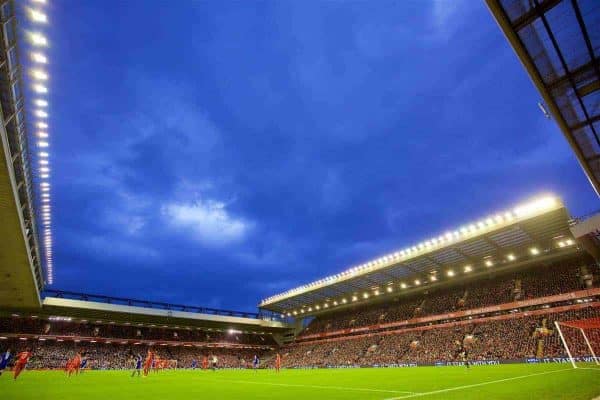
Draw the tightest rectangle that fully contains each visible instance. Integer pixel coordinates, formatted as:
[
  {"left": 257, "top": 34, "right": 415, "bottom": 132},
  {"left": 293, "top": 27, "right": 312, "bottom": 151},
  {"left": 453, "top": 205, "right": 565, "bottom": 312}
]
[{"left": 554, "top": 317, "right": 600, "bottom": 369}]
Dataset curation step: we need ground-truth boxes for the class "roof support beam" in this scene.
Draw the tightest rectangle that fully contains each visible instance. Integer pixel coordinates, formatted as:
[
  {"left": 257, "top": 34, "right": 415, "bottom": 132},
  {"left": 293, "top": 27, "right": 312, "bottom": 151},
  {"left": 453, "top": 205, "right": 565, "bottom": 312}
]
[
  {"left": 513, "top": 0, "right": 561, "bottom": 31},
  {"left": 571, "top": 114, "right": 600, "bottom": 131},
  {"left": 450, "top": 247, "right": 477, "bottom": 265},
  {"left": 546, "top": 59, "right": 599, "bottom": 92},
  {"left": 576, "top": 79, "right": 599, "bottom": 98}
]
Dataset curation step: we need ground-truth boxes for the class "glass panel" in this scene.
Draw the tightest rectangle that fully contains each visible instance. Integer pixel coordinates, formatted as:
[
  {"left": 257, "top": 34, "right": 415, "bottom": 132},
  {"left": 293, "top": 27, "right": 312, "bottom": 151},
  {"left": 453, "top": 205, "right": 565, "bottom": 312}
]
[
  {"left": 519, "top": 18, "right": 565, "bottom": 84},
  {"left": 578, "top": 0, "right": 600, "bottom": 55},
  {"left": 546, "top": 0, "right": 591, "bottom": 71}
]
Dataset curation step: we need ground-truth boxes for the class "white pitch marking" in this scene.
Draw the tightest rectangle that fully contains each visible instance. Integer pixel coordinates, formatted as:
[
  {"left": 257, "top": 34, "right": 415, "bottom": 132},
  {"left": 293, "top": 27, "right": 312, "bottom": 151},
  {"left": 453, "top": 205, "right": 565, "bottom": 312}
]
[
  {"left": 384, "top": 368, "right": 573, "bottom": 399},
  {"left": 214, "top": 378, "right": 418, "bottom": 394}
]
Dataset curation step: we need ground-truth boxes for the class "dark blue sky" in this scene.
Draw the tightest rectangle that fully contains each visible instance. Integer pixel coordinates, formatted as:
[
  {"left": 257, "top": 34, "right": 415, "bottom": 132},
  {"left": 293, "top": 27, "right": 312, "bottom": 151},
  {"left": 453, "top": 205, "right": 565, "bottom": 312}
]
[{"left": 46, "top": 0, "right": 597, "bottom": 312}]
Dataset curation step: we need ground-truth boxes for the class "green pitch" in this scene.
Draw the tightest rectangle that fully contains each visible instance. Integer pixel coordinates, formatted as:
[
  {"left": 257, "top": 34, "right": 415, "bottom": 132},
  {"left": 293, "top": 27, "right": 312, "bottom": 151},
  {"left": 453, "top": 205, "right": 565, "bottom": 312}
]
[{"left": 2, "top": 364, "right": 599, "bottom": 399}]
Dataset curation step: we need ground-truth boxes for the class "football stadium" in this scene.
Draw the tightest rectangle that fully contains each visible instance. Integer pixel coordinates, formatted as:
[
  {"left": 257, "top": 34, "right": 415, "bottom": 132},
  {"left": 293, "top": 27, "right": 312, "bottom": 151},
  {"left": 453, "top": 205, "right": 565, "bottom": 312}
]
[{"left": 0, "top": 0, "right": 599, "bottom": 399}]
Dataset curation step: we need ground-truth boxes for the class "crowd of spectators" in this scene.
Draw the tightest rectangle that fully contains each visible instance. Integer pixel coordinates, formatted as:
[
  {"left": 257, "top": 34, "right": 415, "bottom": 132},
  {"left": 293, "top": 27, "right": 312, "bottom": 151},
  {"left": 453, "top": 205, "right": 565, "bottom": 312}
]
[
  {"left": 278, "top": 306, "right": 600, "bottom": 368},
  {"left": 0, "top": 339, "right": 269, "bottom": 370},
  {"left": 0, "top": 318, "right": 276, "bottom": 346},
  {"left": 302, "top": 262, "right": 594, "bottom": 336}
]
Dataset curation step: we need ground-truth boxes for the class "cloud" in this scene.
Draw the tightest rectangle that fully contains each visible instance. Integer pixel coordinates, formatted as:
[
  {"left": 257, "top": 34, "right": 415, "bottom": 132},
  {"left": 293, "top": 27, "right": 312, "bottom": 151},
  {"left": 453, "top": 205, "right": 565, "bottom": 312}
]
[
  {"left": 161, "top": 198, "right": 251, "bottom": 246},
  {"left": 428, "top": 0, "right": 470, "bottom": 42}
]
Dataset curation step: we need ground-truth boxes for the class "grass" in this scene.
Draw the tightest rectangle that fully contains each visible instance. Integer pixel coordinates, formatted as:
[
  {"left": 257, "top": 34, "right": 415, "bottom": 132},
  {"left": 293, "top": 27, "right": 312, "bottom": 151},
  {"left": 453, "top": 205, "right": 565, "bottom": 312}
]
[{"left": 1, "top": 363, "right": 599, "bottom": 399}]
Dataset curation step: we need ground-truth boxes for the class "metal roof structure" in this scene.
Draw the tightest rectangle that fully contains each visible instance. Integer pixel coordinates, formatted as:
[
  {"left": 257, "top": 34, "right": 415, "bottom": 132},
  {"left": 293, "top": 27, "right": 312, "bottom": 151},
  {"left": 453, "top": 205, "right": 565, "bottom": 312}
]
[
  {"left": 259, "top": 195, "right": 580, "bottom": 315},
  {"left": 486, "top": 0, "right": 600, "bottom": 195},
  {"left": 0, "top": 0, "right": 45, "bottom": 308}
]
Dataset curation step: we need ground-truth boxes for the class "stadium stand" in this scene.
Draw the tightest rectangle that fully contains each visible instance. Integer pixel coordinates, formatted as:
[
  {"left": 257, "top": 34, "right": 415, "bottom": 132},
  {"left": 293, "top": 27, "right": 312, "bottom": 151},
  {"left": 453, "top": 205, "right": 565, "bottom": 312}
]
[
  {"left": 302, "top": 261, "right": 595, "bottom": 336},
  {"left": 0, "top": 318, "right": 277, "bottom": 346},
  {"left": 276, "top": 305, "right": 600, "bottom": 368}
]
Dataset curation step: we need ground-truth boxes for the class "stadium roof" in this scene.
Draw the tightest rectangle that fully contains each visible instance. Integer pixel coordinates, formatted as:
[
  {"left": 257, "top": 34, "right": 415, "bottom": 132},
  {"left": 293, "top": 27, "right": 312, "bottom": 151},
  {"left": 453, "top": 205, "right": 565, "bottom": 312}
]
[
  {"left": 0, "top": 1, "right": 46, "bottom": 308},
  {"left": 259, "top": 195, "right": 579, "bottom": 315},
  {"left": 2, "top": 290, "right": 291, "bottom": 334},
  {"left": 486, "top": 0, "right": 600, "bottom": 195}
]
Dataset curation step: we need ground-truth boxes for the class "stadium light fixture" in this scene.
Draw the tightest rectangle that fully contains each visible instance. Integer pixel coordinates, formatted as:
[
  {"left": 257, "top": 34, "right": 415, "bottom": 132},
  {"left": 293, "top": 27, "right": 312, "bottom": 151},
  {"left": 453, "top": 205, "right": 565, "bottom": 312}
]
[
  {"left": 28, "top": 9, "right": 48, "bottom": 23},
  {"left": 39, "top": 159, "right": 48, "bottom": 165},
  {"left": 363, "top": 293, "right": 369, "bottom": 299},
  {"left": 37, "top": 121, "right": 48, "bottom": 129},
  {"left": 32, "top": 84, "right": 48, "bottom": 93},
  {"left": 447, "top": 270, "right": 455, "bottom": 277},
  {"left": 386, "top": 286, "right": 393, "bottom": 293},
  {"left": 374, "top": 289, "right": 380, "bottom": 296},
  {"left": 400, "top": 282, "right": 407, "bottom": 289},
  {"left": 38, "top": 141, "right": 49, "bottom": 148},
  {"left": 28, "top": 32, "right": 48, "bottom": 46},
  {"left": 485, "top": 259, "right": 494, "bottom": 267},
  {"left": 315, "top": 305, "right": 320, "bottom": 310},
  {"left": 333, "top": 301, "right": 338, "bottom": 306},
  {"left": 352, "top": 295, "right": 358, "bottom": 302},
  {"left": 507, "top": 254, "right": 516, "bottom": 261},
  {"left": 530, "top": 247, "right": 540, "bottom": 255},
  {"left": 341, "top": 298, "right": 347, "bottom": 304},
  {"left": 39, "top": 151, "right": 48, "bottom": 157},
  {"left": 35, "top": 99, "right": 48, "bottom": 107},
  {"left": 35, "top": 109, "right": 48, "bottom": 118},
  {"left": 31, "top": 52, "right": 47, "bottom": 63},
  {"left": 464, "top": 265, "right": 472, "bottom": 273},
  {"left": 323, "top": 303, "right": 329, "bottom": 308},
  {"left": 38, "top": 131, "right": 48, "bottom": 138},
  {"left": 31, "top": 69, "right": 48, "bottom": 80},
  {"left": 430, "top": 274, "right": 437, "bottom": 282},
  {"left": 414, "top": 279, "right": 421, "bottom": 285}
]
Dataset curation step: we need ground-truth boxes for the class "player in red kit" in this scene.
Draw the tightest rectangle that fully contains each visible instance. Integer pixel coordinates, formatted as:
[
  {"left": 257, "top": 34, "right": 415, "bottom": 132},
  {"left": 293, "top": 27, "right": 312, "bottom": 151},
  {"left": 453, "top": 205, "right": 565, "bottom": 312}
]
[
  {"left": 13, "top": 349, "right": 32, "bottom": 380},
  {"left": 202, "top": 356, "right": 208, "bottom": 370},
  {"left": 68, "top": 352, "right": 82, "bottom": 376},
  {"left": 143, "top": 350, "right": 154, "bottom": 376},
  {"left": 275, "top": 353, "right": 281, "bottom": 372}
]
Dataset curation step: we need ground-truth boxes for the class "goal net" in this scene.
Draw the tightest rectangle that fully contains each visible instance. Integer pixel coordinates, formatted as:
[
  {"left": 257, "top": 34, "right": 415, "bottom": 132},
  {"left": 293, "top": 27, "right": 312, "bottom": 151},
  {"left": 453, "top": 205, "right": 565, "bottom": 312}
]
[{"left": 554, "top": 317, "right": 600, "bottom": 369}]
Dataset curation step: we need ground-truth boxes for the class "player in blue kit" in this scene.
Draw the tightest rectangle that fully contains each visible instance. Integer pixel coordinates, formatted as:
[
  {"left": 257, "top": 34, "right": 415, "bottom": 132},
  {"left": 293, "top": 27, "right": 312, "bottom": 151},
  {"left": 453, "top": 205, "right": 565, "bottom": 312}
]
[
  {"left": 80, "top": 352, "right": 88, "bottom": 373},
  {"left": 252, "top": 354, "right": 260, "bottom": 370},
  {"left": 0, "top": 348, "right": 12, "bottom": 376},
  {"left": 131, "top": 354, "right": 142, "bottom": 377},
  {"left": 191, "top": 359, "right": 198, "bottom": 369}
]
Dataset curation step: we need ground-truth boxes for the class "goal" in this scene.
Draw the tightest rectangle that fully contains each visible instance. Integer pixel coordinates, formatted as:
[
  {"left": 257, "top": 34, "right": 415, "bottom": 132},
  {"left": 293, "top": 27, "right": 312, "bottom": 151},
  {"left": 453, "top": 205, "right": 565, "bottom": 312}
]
[{"left": 554, "top": 317, "right": 600, "bottom": 368}]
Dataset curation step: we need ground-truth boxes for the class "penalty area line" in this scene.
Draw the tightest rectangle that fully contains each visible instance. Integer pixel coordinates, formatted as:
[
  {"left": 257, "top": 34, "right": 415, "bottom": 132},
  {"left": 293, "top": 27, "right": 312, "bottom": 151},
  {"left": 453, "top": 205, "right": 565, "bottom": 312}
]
[
  {"left": 213, "top": 379, "right": 418, "bottom": 394},
  {"left": 384, "top": 368, "right": 573, "bottom": 399}
]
